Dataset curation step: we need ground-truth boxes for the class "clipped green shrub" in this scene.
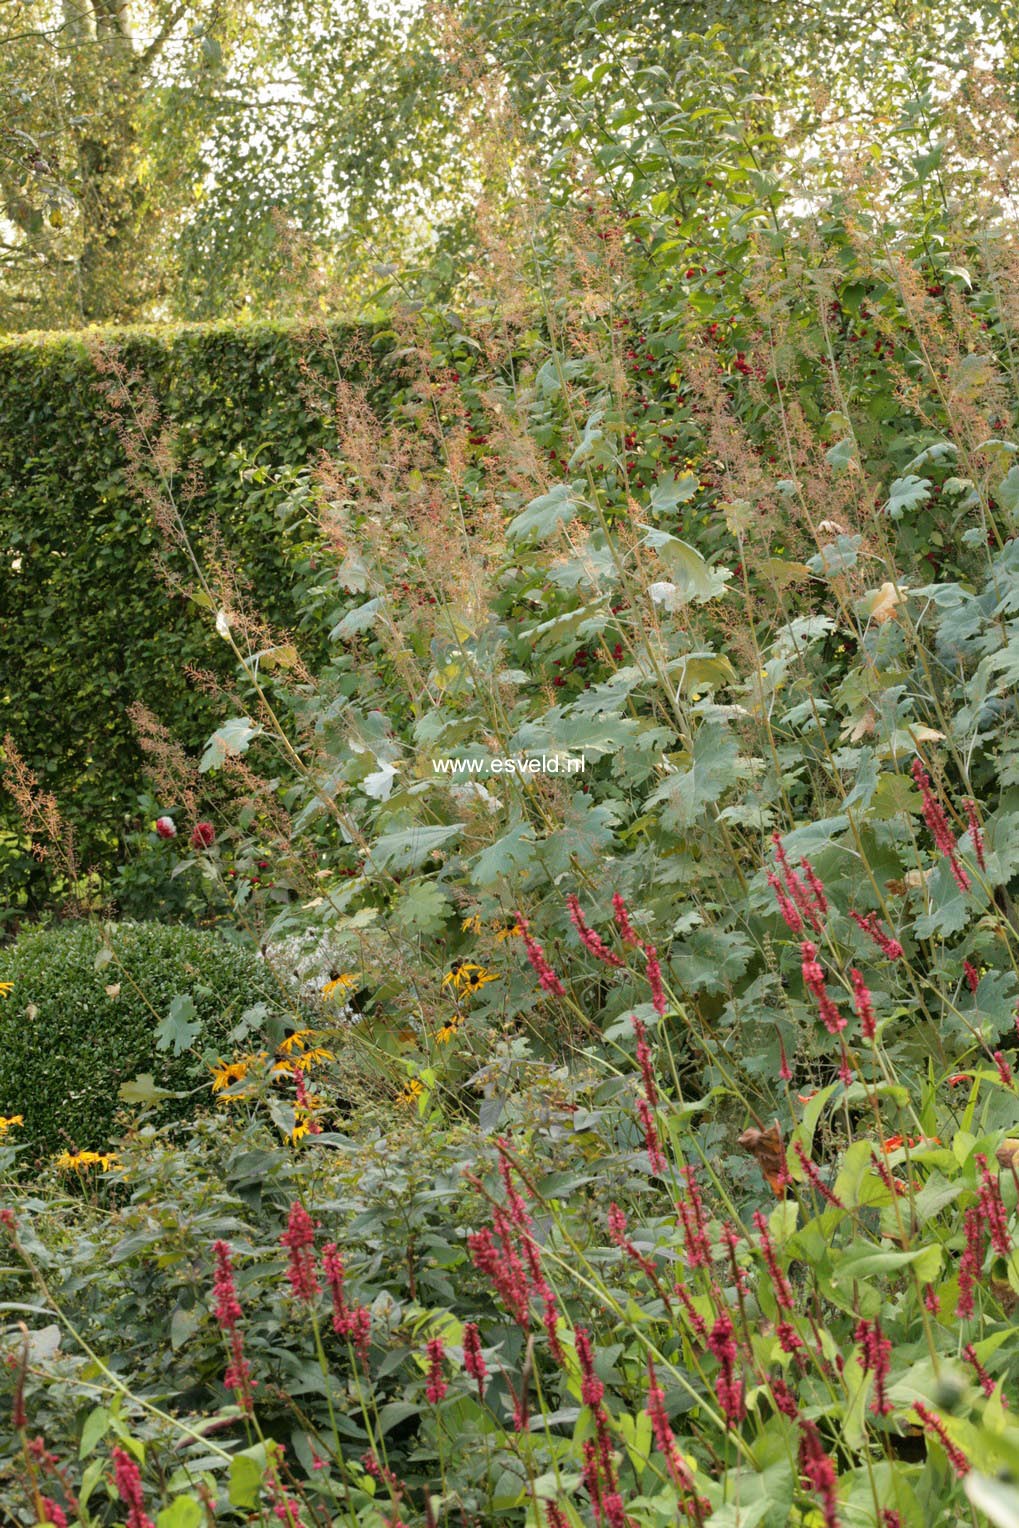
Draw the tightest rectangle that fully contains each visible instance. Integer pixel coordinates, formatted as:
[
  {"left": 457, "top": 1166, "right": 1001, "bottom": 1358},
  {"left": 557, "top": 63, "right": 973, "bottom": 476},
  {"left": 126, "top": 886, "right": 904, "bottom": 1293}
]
[
  {"left": 0, "top": 920, "right": 292, "bottom": 1158},
  {"left": 0, "top": 318, "right": 393, "bottom": 872}
]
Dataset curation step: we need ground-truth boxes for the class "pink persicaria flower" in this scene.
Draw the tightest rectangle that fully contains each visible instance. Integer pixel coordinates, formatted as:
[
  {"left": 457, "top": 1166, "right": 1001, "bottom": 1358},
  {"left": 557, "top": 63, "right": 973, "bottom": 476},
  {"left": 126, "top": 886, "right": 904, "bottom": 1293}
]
[
  {"left": 963, "top": 799, "right": 987, "bottom": 870},
  {"left": 575, "top": 1326, "right": 605, "bottom": 1410},
  {"left": 607, "top": 1201, "right": 659, "bottom": 1282},
  {"left": 631, "top": 1015, "right": 658, "bottom": 1107},
  {"left": 154, "top": 816, "right": 176, "bottom": 839},
  {"left": 467, "top": 1225, "right": 529, "bottom": 1327},
  {"left": 850, "top": 968, "right": 877, "bottom": 1042},
  {"left": 962, "top": 1342, "right": 1000, "bottom": 1400},
  {"left": 611, "top": 891, "right": 640, "bottom": 946},
  {"left": 190, "top": 820, "right": 215, "bottom": 850},
  {"left": 752, "top": 1209, "right": 795, "bottom": 1310},
  {"left": 770, "top": 1375, "right": 799, "bottom": 1419},
  {"left": 644, "top": 943, "right": 666, "bottom": 1017},
  {"left": 798, "top": 1420, "right": 840, "bottom": 1527},
  {"left": 516, "top": 912, "right": 566, "bottom": 998},
  {"left": 566, "top": 894, "right": 624, "bottom": 968},
  {"left": 994, "top": 1051, "right": 1014, "bottom": 1088},
  {"left": 41, "top": 1500, "right": 68, "bottom": 1528},
  {"left": 913, "top": 1402, "right": 971, "bottom": 1477},
  {"left": 645, "top": 1357, "right": 704, "bottom": 1506},
  {"left": 855, "top": 1317, "right": 892, "bottom": 1415},
  {"left": 636, "top": 1094, "right": 666, "bottom": 1176},
  {"left": 111, "top": 1446, "right": 156, "bottom": 1528},
  {"left": 957, "top": 1205, "right": 984, "bottom": 1320},
  {"left": 211, "top": 1240, "right": 254, "bottom": 1410},
  {"left": 676, "top": 1165, "right": 711, "bottom": 1267},
  {"left": 424, "top": 1336, "right": 447, "bottom": 1403},
  {"left": 675, "top": 1282, "right": 707, "bottom": 1336},
  {"left": 977, "top": 1154, "right": 1012, "bottom": 1259},
  {"left": 963, "top": 960, "right": 980, "bottom": 994},
  {"left": 767, "top": 870, "right": 804, "bottom": 935},
  {"left": 800, "top": 941, "right": 846, "bottom": 1034},
  {"left": 793, "top": 1143, "right": 844, "bottom": 1208},
  {"left": 706, "top": 1310, "right": 743, "bottom": 1427},
  {"left": 280, "top": 1201, "right": 320, "bottom": 1303},
  {"left": 293, "top": 1065, "right": 322, "bottom": 1133},
  {"left": 848, "top": 910, "right": 903, "bottom": 961},
  {"left": 462, "top": 1321, "right": 487, "bottom": 1397},
  {"left": 321, "top": 1243, "right": 371, "bottom": 1358},
  {"left": 911, "top": 757, "right": 970, "bottom": 893}
]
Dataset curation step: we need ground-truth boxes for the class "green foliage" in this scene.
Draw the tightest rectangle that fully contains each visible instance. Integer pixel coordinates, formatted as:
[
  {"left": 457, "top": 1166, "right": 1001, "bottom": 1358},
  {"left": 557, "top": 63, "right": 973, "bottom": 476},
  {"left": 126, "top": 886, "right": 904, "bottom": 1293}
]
[
  {"left": 0, "top": 920, "right": 294, "bottom": 1155},
  {"left": 4, "top": 1024, "right": 1019, "bottom": 1528},
  {"left": 0, "top": 319, "right": 387, "bottom": 880}
]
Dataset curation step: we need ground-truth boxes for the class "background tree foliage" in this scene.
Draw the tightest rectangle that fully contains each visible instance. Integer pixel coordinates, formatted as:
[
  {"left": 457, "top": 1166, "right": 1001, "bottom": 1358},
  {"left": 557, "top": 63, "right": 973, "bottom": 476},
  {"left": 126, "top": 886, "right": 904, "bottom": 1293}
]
[{"left": 1, "top": 0, "right": 1015, "bottom": 332}]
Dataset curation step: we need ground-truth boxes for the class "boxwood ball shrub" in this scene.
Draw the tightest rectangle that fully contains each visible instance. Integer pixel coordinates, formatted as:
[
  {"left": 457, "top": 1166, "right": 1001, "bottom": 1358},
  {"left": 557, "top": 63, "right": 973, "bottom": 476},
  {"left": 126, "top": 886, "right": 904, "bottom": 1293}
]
[{"left": 0, "top": 921, "right": 291, "bottom": 1158}]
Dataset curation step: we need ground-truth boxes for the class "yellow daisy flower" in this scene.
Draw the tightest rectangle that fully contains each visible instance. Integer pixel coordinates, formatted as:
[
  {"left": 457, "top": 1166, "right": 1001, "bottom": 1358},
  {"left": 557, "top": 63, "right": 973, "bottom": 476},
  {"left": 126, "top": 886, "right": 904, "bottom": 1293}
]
[
  {"left": 461, "top": 914, "right": 483, "bottom": 934},
  {"left": 0, "top": 982, "right": 12, "bottom": 999},
  {"left": 397, "top": 1078, "right": 424, "bottom": 1106},
  {"left": 210, "top": 1057, "right": 249, "bottom": 1092},
  {"left": 277, "top": 1028, "right": 315, "bottom": 1055},
  {"left": 290, "top": 1115, "right": 312, "bottom": 1144},
  {"left": 0, "top": 1114, "right": 23, "bottom": 1136},
  {"left": 273, "top": 1046, "right": 335, "bottom": 1075},
  {"left": 209, "top": 1055, "right": 264, "bottom": 1097},
  {"left": 441, "top": 961, "right": 499, "bottom": 997},
  {"left": 55, "top": 1149, "right": 102, "bottom": 1172},
  {"left": 434, "top": 1020, "right": 460, "bottom": 1044},
  {"left": 98, "top": 1152, "right": 120, "bottom": 1171},
  {"left": 494, "top": 924, "right": 522, "bottom": 943},
  {"left": 323, "top": 974, "right": 357, "bottom": 1000},
  {"left": 459, "top": 966, "right": 499, "bottom": 997}
]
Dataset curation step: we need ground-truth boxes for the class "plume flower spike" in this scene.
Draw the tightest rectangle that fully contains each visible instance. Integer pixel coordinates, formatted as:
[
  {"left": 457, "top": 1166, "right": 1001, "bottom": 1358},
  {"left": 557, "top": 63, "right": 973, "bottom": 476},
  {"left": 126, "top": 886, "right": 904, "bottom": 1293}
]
[
  {"left": 516, "top": 912, "right": 566, "bottom": 998},
  {"left": 566, "top": 893, "right": 624, "bottom": 967}
]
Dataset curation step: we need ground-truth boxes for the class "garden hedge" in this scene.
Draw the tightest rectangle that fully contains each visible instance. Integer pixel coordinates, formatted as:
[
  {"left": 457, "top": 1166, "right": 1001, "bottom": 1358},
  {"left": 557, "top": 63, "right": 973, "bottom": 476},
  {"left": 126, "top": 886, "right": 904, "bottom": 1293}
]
[
  {"left": 0, "top": 920, "right": 298, "bottom": 1157},
  {"left": 0, "top": 318, "right": 390, "bottom": 871}
]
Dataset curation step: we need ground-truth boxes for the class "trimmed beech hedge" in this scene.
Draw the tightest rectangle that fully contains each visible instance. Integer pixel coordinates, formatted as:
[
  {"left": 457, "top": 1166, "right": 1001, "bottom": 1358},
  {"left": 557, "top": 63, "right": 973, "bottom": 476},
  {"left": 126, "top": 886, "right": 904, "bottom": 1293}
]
[
  {"left": 0, "top": 319, "right": 388, "bottom": 868},
  {"left": 0, "top": 920, "right": 297, "bottom": 1157}
]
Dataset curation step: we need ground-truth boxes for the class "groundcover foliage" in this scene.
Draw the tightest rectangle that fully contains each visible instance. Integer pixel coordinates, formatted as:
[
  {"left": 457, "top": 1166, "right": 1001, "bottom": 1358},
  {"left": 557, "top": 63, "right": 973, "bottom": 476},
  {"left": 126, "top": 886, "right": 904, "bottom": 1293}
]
[
  {"left": 6, "top": 5, "right": 1019, "bottom": 1528},
  {"left": 0, "top": 922, "right": 299, "bottom": 1158}
]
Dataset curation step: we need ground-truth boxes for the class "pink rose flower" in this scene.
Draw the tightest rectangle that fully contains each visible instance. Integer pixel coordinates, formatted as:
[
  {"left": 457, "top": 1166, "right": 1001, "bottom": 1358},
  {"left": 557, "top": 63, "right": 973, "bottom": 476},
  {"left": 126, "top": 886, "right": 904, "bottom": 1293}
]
[
  {"left": 155, "top": 816, "right": 176, "bottom": 839},
  {"left": 190, "top": 821, "right": 215, "bottom": 849}
]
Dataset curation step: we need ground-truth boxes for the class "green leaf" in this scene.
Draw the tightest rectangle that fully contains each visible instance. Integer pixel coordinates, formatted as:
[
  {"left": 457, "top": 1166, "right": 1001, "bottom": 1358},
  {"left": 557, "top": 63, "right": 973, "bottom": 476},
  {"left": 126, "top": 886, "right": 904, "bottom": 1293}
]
[
  {"left": 392, "top": 881, "right": 452, "bottom": 936},
  {"left": 643, "top": 528, "right": 731, "bottom": 604},
  {"left": 200, "top": 716, "right": 261, "bottom": 773},
  {"left": 825, "top": 437, "right": 856, "bottom": 474},
  {"left": 646, "top": 722, "right": 739, "bottom": 829},
  {"left": 79, "top": 1456, "right": 106, "bottom": 1510},
  {"left": 833, "top": 1242, "right": 942, "bottom": 1284},
  {"left": 965, "top": 1474, "right": 1019, "bottom": 1528},
  {"left": 79, "top": 1405, "right": 111, "bottom": 1459},
  {"left": 807, "top": 535, "right": 862, "bottom": 576},
  {"left": 372, "top": 823, "right": 463, "bottom": 873},
  {"left": 155, "top": 994, "right": 201, "bottom": 1057},
  {"left": 229, "top": 1451, "right": 267, "bottom": 1509},
  {"left": 158, "top": 1499, "right": 204, "bottom": 1528},
  {"left": 885, "top": 475, "right": 931, "bottom": 519},
  {"left": 118, "top": 1073, "right": 178, "bottom": 1105},
  {"left": 470, "top": 823, "right": 539, "bottom": 888},
  {"left": 506, "top": 482, "right": 581, "bottom": 542},
  {"left": 331, "top": 596, "right": 384, "bottom": 639},
  {"left": 998, "top": 465, "right": 1019, "bottom": 522},
  {"left": 650, "top": 471, "right": 698, "bottom": 512},
  {"left": 378, "top": 1401, "right": 420, "bottom": 1435}
]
